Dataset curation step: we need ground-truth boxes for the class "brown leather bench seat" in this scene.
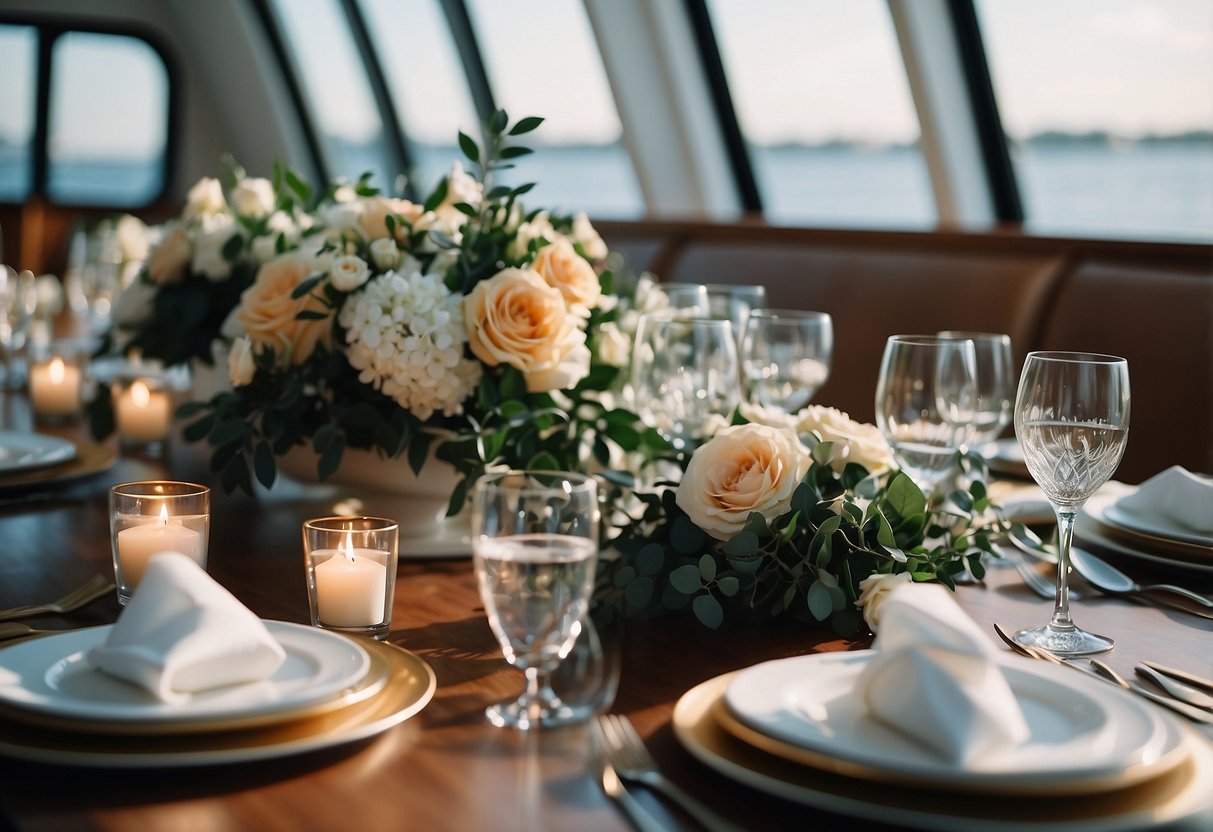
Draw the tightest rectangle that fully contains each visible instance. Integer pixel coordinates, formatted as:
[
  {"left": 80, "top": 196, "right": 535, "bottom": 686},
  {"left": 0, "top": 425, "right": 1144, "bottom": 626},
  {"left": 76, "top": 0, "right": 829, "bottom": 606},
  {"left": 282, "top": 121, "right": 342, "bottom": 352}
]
[{"left": 598, "top": 221, "right": 1213, "bottom": 483}]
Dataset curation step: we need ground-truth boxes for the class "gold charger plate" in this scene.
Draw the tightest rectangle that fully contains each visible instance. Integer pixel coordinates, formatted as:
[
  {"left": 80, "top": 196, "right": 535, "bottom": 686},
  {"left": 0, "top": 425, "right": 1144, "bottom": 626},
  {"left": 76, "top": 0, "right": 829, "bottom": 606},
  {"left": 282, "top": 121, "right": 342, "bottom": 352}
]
[
  {"left": 0, "top": 639, "right": 435, "bottom": 767},
  {"left": 673, "top": 672, "right": 1213, "bottom": 831},
  {"left": 0, "top": 440, "right": 116, "bottom": 491}
]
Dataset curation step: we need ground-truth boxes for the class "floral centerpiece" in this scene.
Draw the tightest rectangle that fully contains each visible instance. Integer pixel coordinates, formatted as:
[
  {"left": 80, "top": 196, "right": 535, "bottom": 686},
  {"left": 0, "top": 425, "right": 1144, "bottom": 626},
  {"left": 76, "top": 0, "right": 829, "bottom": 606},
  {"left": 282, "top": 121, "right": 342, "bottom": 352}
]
[
  {"left": 176, "top": 112, "right": 662, "bottom": 509},
  {"left": 602, "top": 403, "right": 1007, "bottom": 635}
]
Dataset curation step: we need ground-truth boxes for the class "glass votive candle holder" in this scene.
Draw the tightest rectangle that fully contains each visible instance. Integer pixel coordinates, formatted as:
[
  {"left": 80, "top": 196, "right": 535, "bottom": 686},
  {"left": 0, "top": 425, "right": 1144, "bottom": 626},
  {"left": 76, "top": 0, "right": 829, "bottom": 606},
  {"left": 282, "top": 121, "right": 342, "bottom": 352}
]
[
  {"left": 28, "top": 349, "right": 86, "bottom": 423},
  {"left": 303, "top": 516, "right": 399, "bottom": 640},
  {"left": 112, "top": 375, "right": 174, "bottom": 455},
  {"left": 110, "top": 481, "right": 211, "bottom": 605}
]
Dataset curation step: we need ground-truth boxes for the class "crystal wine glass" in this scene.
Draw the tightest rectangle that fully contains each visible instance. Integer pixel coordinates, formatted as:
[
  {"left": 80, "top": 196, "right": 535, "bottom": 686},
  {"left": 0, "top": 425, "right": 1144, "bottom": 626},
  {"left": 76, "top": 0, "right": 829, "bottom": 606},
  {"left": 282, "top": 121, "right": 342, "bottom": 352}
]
[
  {"left": 471, "top": 470, "right": 599, "bottom": 730},
  {"left": 1013, "top": 352, "right": 1129, "bottom": 656},
  {"left": 875, "top": 334, "right": 978, "bottom": 495},
  {"left": 938, "top": 331, "right": 1014, "bottom": 451},
  {"left": 630, "top": 312, "right": 740, "bottom": 450},
  {"left": 742, "top": 309, "right": 833, "bottom": 412}
]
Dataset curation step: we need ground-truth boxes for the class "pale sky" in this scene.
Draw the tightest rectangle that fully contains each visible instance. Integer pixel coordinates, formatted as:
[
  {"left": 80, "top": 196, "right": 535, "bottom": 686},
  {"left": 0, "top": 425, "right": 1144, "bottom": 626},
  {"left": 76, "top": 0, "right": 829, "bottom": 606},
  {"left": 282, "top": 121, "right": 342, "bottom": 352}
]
[{"left": 0, "top": 0, "right": 1211, "bottom": 154}]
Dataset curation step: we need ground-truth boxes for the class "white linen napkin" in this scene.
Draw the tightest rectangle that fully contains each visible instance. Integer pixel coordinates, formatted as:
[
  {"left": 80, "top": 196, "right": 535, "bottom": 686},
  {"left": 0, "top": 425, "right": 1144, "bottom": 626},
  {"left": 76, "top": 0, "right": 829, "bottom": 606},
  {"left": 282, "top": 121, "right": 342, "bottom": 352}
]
[
  {"left": 855, "top": 583, "right": 1030, "bottom": 766},
  {"left": 88, "top": 553, "right": 286, "bottom": 702},
  {"left": 1114, "top": 466, "right": 1213, "bottom": 537}
]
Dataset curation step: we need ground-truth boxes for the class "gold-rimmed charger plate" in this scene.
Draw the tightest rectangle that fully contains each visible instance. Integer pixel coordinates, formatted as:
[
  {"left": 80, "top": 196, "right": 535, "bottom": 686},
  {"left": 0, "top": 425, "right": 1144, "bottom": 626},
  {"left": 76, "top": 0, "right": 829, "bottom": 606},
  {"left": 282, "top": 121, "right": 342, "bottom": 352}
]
[
  {"left": 0, "top": 640, "right": 435, "bottom": 767},
  {"left": 673, "top": 672, "right": 1213, "bottom": 831},
  {"left": 0, "top": 440, "right": 116, "bottom": 491},
  {"left": 1082, "top": 492, "right": 1213, "bottom": 566}
]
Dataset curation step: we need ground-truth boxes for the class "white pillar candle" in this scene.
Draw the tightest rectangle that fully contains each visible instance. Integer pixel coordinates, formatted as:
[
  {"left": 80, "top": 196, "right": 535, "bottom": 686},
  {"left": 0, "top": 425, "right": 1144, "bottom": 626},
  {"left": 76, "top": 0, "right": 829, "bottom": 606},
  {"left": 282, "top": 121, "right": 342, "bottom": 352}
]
[
  {"left": 30, "top": 357, "right": 82, "bottom": 416},
  {"left": 116, "top": 507, "right": 204, "bottom": 589},
  {"left": 115, "top": 379, "right": 173, "bottom": 443},
  {"left": 313, "top": 538, "right": 389, "bottom": 627}
]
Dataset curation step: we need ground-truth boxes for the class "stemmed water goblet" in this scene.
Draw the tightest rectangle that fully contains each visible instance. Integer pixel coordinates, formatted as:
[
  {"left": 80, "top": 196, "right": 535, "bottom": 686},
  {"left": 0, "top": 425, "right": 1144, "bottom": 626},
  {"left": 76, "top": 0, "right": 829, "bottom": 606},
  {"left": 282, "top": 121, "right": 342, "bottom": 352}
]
[
  {"left": 875, "top": 334, "right": 978, "bottom": 496},
  {"left": 1012, "top": 352, "right": 1129, "bottom": 657},
  {"left": 0, "top": 265, "right": 38, "bottom": 390},
  {"left": 630, "top": 312, "right": 740, "bottom": 450},
  {"left": 471, "top": 470, "right": 600, "bottom": 730},
  {"left": 938, "top": 331, "right": 1014, "bottom": 452},
  {"left": 663, "top": 283, "right": 766, "bottom": 338},
  {"left": 741, "top": 309, "right": 833, "bottom": 412}
]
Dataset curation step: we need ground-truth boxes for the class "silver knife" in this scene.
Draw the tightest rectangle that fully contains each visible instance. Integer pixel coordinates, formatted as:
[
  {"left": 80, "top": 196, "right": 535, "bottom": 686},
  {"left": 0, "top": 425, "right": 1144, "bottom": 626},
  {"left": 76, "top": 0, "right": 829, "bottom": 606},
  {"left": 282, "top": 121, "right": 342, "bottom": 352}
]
[
  {"left": 1137, "top": 665, "right": 1213, "bottom": 710},
  {"left": 1142, "top": 661, "right": 1213, "bottom": 694}
]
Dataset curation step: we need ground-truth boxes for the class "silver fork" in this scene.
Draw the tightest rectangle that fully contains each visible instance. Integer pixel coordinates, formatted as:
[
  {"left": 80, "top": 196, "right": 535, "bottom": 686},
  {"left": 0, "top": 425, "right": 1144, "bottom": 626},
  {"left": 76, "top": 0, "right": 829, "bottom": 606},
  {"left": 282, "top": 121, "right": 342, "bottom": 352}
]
[
  {"left": 0, "top": 575, "right": 114, "bottom": 621},
  {"left": 595, "top": 714, "right": 745, "bottom": 832},
  {"left": 1003, "top": 548, "right": 1080, "bottom": 600}
]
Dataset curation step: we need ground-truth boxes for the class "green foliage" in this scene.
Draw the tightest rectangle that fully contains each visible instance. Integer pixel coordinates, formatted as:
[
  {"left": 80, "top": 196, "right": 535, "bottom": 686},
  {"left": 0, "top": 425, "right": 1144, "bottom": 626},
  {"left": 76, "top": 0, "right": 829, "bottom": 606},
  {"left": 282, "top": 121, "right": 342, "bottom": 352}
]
[{"left": 601, "top": 459, "right": 1007, "bottom": 633}]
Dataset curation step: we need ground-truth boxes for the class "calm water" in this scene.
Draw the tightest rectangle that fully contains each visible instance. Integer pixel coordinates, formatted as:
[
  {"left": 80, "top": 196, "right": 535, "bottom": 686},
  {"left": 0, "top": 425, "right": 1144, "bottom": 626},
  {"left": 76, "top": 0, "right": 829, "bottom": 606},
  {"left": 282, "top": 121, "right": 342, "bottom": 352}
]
[{"left": 2, "top": 143, "right": 1209, "bottom": 244}]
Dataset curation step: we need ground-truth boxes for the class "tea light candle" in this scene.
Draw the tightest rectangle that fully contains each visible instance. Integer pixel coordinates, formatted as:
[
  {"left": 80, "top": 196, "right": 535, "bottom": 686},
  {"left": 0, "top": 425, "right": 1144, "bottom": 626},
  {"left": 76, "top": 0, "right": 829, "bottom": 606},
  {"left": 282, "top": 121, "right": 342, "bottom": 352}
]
[
  {"left": 30, "top": 356, "right": 82, "bottom": 417},
  {"left": 115, "top": 379, "right": 172, "bottom": 443},
  {"left": 116, "top": 506, "right": 204, "bottom": 588},
  {"left": 313, "top": 535, "right": 388, "bottom": 627}
]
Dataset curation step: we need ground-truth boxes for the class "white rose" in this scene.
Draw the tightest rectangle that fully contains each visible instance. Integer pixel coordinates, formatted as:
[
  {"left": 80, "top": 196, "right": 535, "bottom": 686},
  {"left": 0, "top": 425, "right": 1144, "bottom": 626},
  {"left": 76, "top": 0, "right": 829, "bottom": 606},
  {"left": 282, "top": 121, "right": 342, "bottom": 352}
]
[
  {"left": 190, "top": 213, "right": 238, "bottom": 281},
  {"left": 525, "top": 341, "right": 591, "bottom": 393},
  {"left": 675, "top": 423, "right": 810, "bottom": 541},
  {"left": 320, "top": 202, "right": 363, "bottom": 238},
  {"left": 333, "top": 185, "right": 357, "bottom": 203},
  {"left": 145, "top": 223, "right": 191, "bottom": 284},
  {"left": 251, "top": 235, "right": 279, "bottom": 264},
  {"left": 507, "top": 211, "right": 555, "bottom": 261},
  {"left": 571, "top": 212, "right": 608, "bottom": 260},
  {"left": 854, "top": 572, "right": 913, "bottom": 633},
  {"left": 739, "top": 401, "right": 802, "bottom": 433},
  {"left": 115, "top": 214, "right": 150, "bottom": 262},
  {"left": 369, "top": 238, "right": 401, "bottom": 271},
  {"left": 227, "top": 336, "right": 257, "bottom": 387},
  {"left": 230, "top": 177, "right": 276, "bottom": 218},
  {"left": 183, "top": 177, "right": 226, "bottom": 220},
  {"left": 595, "top": 321, "right": 630, "bottom": 367},
  {"left": 797, "top": 405, "right": 894, "bottom": 475},
  {"left": 330, "top": 254, "right": 370, "bottom": 292},
  {"left": 443, "top": 161, "right": 483, "bottom": 210}
]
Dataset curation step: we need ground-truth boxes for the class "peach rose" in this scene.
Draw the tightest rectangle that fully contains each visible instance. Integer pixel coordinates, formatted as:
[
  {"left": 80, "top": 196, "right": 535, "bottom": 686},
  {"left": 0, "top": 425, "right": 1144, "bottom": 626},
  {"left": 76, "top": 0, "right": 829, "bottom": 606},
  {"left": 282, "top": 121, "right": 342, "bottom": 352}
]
[
  {"left": 675, "top": 423, "right": 810, "bottom": 541},
  {"left": 236, "top": 252, "right": 332, "bottom": 366},
  {"left": 855, "top": 572, "right": 913, "bottom": 633},
  {"left": 145, "top": 223, "right": 191, "bottom": 284},
  {"left": 531, "top": 237, "right": 601, "bottom": 317},
  {"left": 357, "top": 196, "right": 422, "bottom": 241},
  {"left": 464, "top": 267, "right": 588, "bottom": 393}
]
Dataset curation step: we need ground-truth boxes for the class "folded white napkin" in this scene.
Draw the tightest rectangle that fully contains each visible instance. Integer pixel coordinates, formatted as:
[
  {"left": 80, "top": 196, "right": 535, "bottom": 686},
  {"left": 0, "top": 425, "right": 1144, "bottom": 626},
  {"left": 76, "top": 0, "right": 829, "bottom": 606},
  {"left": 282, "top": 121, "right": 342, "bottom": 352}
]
[
  {"left": 1115, "top": 466, "right": 1213, "bottom": 537},
  {"left": 88, "top": 553, "right": 286, "bottom": 702},
  {"left": 855, "top": 583, "right": 1030, "bottom": 766}
]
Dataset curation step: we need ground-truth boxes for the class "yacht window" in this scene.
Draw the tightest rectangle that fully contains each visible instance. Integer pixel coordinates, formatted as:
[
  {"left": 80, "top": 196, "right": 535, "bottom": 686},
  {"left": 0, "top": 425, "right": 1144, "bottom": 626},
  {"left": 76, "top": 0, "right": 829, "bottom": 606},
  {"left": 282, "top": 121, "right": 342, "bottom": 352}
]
[
  {"left": 703, "top": 0, "right": 934, "bottom": 228},
  {"left": 0, "top": 25, "right": 36, "bottom": 202},
  {"left": 356, "top": 0, "right": 480, "bottom": 196},
  {"left": 976, "top": 0, "right": 1213, "bottom": 243},
  {"left": 269, "top": 0, "right": 396, "bottom": 192},
  {"left": 464, "top": 0, "right": 644, "bottom": 219}
]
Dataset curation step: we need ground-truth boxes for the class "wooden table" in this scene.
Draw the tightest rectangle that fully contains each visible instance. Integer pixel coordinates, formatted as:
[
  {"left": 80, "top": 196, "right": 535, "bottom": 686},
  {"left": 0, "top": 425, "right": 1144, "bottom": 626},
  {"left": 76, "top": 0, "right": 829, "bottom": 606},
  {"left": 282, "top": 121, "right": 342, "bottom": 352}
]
[{"left": 0, "top": 401, "right": 1210, "bottom": 831}]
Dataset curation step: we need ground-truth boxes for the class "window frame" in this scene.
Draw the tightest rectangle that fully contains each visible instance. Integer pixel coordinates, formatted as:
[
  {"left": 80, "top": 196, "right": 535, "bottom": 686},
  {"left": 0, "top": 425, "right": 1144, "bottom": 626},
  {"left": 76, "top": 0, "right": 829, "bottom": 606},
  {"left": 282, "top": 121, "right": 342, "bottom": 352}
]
[{"left": 0, "top": 12, "right": 179, "bottom": 209}]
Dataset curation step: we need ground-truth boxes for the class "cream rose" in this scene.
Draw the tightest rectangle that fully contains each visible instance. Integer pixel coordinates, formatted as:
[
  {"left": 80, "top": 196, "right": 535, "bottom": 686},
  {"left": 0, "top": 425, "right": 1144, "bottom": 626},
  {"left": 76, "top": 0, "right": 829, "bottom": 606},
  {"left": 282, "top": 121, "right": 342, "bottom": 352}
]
[
  {"left": 236, "top": 252, "right": 333, "bottom": 366},
  {"left": 675, "top": 423, "right": 810, "bottom": 541},
  {"left": 506, "top": 211, "right": 555, "bottom": 261},
  {"left": 571, "top": 212, "right": 608, "bottom": 261},
  {"left": 531, "top": 237, "right": 601, "bottom": 317},
  {"left": 183, "top": 177, "right": 225, "bottom": 220},
  {"left": 464, "top": 267, "right": 588, "bottom": 393},
  {"left": 329, "top": 254, "right": 370, "bottom": 292},
  {"left": 855, "top": 572, "right": 913, "bottom": 633},
  {"left": 115, "top": 214, "right": 150, "bottom": 262},
  {"left": 595, "top": 320, "right": 630, "bottom": 367},
  {"left": 227, "top": 336, "right": 257, "bottom": 387},
  {"left": 230, "top": 177, "right": 275, "bottom": 218},
  {"left": 357, "top": 196, "right": 422, "bottom": 241},
  {"left": 191, "top": 214, "right": 238, "bottom": 281},
  {"left": 369, "top": 238, "right": 401, "bottom": 271},
  {"left": 145, "top": 223, "right": 191, "bottom": 284},
  {"left": 797, "top": 405, "right": 894, "bottom": 475}
]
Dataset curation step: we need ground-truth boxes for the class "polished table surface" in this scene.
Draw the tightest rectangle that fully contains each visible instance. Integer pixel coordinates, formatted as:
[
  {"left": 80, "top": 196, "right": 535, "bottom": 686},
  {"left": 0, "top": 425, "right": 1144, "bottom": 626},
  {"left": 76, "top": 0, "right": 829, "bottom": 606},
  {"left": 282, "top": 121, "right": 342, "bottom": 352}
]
[{"left": 0, "top": 399, "right": 1210, "bottom": 832}]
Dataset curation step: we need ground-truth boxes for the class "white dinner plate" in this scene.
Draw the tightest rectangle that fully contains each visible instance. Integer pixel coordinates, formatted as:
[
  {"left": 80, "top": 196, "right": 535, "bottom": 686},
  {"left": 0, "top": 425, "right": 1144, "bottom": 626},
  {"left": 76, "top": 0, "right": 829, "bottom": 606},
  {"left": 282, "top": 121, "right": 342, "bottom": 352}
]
[
  {"left": 723, "top": 651, "right": 1184, "bottom": 794},
  {"left": 1102, "top": 500, "right": 1213, "bottom": 549},
  {"left": 1079, "top": 493, "right": 1213, "bottom": 575},
  {"left": 675, "top": 672, "right": 1212, "bottom": 831},
  {"left": 0, "top": 431, "right": 76, "bottom": 475},
  {"left": 981, "top": 438, "right": 1028, "bottom": 478},
  {"left": 0, "top": 621, "right": 370, "bottom": 726}
]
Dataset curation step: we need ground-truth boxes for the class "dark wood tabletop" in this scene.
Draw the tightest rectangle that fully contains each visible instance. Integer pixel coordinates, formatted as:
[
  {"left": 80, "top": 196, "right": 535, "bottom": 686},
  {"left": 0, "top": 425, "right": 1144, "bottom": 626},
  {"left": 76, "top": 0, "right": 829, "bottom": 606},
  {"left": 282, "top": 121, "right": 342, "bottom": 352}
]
[{"left": 0, "top": 393, "right": 1210, "bottom": 832}]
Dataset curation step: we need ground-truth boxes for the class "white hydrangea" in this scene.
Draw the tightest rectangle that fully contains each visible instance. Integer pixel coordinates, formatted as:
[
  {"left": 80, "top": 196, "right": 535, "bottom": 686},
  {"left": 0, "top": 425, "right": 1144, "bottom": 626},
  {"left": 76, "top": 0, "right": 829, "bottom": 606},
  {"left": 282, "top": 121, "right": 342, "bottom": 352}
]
[{"left": 339, "top": 265, "right": 482, "bottom": 420}]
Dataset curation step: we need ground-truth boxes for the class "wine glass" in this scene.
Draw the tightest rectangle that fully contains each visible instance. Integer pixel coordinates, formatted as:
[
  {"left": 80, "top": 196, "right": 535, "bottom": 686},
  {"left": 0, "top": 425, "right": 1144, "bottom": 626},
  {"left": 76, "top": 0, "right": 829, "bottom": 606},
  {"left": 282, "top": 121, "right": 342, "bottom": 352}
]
[
  {"left": 875, "top": 334, "right": 978, "bottom": 495},
  {"left": 660, "top": 283, "right": 710, "bottom": 317},
  {"left": 471, "top": 470, "right": 600, "bottom": 730},
  {"left": 742, "top": 309, "right": 833, "bottom": 412},
  {"left": 1012, "top": 352, "right": 1129, "bottom": 657},
  {"left": 630, "top": 312, "right": 740, "bottom": 449},
  {"left": 0, "top": 265, "right": 38, "bottom": 390},
  {"left": 938, "top": 331, "right": 1014, "bottom": 451},
  {"left": 664, "top": 283, "right": 767, "bottom": 337}
]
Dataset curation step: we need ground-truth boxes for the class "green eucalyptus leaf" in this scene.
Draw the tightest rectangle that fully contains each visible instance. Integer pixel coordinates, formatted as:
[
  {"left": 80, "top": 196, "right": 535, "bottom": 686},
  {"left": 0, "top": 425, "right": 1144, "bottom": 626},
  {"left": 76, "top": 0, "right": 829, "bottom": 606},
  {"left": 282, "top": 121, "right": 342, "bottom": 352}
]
[
  {"left": 885, "top": 472, "right": 927, "bottom": 518},
  {"left": 636, "top": 543, "right": 665, "bottom": 576},
  {"left": 508, "top": 116, "right": 544, "bottom": 135},
  {"left": 716, "top": 576, "right": 740, "bottom": 596},
  {"left": 253, "top": 440, "right": 277, "bottom": 489},
  {"left": 806, "top": 580, "right": 833, "bottom": 621},
  {"left": 692, "top": 594, "right": 724, "bottom": 629},
  {"left": 722, "top": 530, "right": 759, "bottom": 557},
  {"left": 698, "top": 554, "right": 717, "bottom": 581},
  {"left": 458, "top": 131, "right": 479, "bottom": 163},
  {"left": 669, "top": 564, "right": 702, "bottom": 595},
  {"left": 624, "top": 577, "right": 653, "bottom": 609}
]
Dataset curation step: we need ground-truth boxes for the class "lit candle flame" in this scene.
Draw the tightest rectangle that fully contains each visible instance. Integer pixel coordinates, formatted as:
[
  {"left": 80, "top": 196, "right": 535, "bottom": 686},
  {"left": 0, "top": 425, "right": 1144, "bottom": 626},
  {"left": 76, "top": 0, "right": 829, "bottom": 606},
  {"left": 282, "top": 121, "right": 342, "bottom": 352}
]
[
  {"left": 132, "top": 380, "right": 151, "bottom": 408},
  {"left": 159, "top": 504, "right": 169, "bottom": 525},
  {"left": 49, "top": 357, "right": 65, "bottom": 384},
  {"left": 341, "top": 532, "right": 356, "bottom": 562}
]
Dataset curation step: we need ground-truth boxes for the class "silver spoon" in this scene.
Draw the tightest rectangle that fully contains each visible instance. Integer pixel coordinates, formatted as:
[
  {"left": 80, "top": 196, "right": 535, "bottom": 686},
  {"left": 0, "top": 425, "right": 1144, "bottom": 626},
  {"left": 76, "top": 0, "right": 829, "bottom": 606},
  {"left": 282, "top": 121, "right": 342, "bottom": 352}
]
[{"left": 1009, "top": 525, "right": 1212, "bottom": 607}]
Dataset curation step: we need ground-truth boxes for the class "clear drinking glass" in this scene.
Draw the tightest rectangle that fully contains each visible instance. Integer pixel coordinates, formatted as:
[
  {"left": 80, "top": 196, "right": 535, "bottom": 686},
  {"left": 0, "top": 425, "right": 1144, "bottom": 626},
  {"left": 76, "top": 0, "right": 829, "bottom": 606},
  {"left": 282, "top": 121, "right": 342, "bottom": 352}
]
[
  {"left": 938, "top": 331, "right": 1014, "bottom": 450},
  {"left": 472, "top": 470, "right": 599, "bottom": 730},
  {"left": 1013, "top": 351, "right": 1129, "bottom": 656},
  {"left": 630, "top": 313, "right": 740, "bottom": 449},
  {"left": 875, "top": 335, "right": 978, "bottom": 494},
  {"left": 742, "top": 309, "right": 833, "bottom": 412}
]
